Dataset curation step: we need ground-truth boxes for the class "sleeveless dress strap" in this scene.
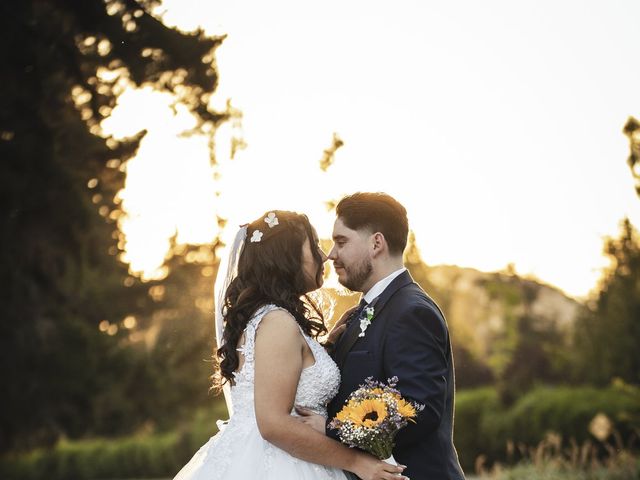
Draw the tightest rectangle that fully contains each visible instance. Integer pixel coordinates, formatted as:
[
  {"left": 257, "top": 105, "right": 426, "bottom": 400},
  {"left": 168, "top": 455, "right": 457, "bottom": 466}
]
[{"left": 237, "top": 304, "right": 286, "bottom": 367}]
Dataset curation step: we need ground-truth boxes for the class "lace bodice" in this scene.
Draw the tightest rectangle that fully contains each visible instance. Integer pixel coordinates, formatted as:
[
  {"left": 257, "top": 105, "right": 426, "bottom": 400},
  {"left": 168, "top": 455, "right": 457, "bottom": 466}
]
[
  {"left": 230, "top": 304, "right": 340, "bottom": 418},
  {"left": 172, "top": 304, "right": 348, "bottom": 480}
]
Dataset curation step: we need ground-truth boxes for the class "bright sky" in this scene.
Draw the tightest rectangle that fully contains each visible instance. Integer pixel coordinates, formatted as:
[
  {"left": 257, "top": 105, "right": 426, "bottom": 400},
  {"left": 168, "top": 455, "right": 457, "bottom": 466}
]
[{"left": 103, "top": 0, "right": 640, "bottom": 299}]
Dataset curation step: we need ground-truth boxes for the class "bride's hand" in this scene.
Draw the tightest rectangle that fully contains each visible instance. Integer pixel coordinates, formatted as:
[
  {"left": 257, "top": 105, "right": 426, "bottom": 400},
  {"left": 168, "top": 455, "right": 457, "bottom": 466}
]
[
  {"left": 294, "top": 406, "right": 326, "bottom": 434},
  {"left": 325, "top": 306, "right": 356, "bottom": 349},
  {"left": 352, "top": 451, "right": 408, "bottom": 480}
]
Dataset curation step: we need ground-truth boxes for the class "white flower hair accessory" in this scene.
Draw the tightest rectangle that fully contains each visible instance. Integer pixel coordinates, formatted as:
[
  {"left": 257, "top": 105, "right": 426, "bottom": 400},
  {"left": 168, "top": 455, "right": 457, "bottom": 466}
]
[
  {"left": 264, "top": 212, "right": 279, "bottom": 228},
  {"left": 250, "top": 230, "right": 263, "bottom": 243}
]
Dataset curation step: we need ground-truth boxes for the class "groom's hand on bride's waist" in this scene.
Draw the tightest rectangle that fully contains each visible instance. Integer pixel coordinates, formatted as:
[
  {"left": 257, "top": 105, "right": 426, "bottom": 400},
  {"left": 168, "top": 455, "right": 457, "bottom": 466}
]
[{"left": 294, "top": 406, "right": 326, "bottom": 434}]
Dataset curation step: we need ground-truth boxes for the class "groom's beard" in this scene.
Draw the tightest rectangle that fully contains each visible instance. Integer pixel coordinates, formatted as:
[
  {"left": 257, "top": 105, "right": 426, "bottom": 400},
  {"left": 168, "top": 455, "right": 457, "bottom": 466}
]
[{"left": 339, "top": 257, "right": 373, "bottom": 292}]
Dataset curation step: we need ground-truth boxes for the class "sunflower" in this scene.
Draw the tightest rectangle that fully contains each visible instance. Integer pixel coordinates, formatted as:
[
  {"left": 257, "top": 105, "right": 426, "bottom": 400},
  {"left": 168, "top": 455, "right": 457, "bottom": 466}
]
[
  {"left": 335, "top": 399, "right": 361, "bottom": 423},
  {"left": 351, "top": 399, "right": 388, "bottom": 428},
  {"left": 396, "top": 398, "right": 417, "bottom": 421}
]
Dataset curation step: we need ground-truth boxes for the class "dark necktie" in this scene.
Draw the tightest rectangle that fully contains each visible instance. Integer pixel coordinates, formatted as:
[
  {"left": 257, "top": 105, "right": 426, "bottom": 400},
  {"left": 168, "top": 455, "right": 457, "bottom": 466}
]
[{"left": 346, "top": 298, "right": 368, "bottom": 328}]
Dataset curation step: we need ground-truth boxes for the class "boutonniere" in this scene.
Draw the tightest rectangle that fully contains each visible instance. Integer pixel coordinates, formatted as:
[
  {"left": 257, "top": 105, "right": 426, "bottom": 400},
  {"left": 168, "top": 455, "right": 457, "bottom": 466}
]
[{"left": 358, "top": 306, "right": 376, "bottom": 337}]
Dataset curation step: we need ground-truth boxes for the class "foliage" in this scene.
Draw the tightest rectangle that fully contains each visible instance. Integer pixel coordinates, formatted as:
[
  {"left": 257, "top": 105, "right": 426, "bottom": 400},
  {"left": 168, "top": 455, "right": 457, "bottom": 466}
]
[
  {"left": 453, "top": 387, "right": 501, "bottom": 470},
  {"left": 319, "top": 132, "right": 344, "bottom": 172},
  {"left": 453, "top": 383, "right": 640, "bottom": 473},
  {"left": 568, "top": 120, "right": 640, "bottom": 387},
  {"left": 140, "top": 242, "right": 223, "bottom": 430},
  {"left": 624, "top": 116, "right": 640, "bottom": 197},
  {"left": 0, "top": 401, "right": 228, "bottom": 480},
  {"left": 573, "top": 219, "right": 640, "bottom": 386},
  {"left": 490, "top": 455, "right": 639, "bottom": 480},
  {"left": 5, "top": 384, "right": 638, "bottom": 479},
  {"left": 0, "top": 0, "right": 227, "bottom": 451}
]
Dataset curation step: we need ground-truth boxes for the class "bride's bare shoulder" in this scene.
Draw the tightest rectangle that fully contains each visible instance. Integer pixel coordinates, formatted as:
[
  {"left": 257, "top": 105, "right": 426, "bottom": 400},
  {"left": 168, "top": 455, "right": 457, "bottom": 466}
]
[{"left": 256, "top": 308, "right": 300, "bottom": 337}]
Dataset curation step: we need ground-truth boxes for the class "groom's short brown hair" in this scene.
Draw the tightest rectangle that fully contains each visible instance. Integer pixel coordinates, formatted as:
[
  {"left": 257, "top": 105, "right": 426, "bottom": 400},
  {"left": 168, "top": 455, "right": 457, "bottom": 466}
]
[{"left": 336, "top": 192, "right": 409, "bottom": 256}]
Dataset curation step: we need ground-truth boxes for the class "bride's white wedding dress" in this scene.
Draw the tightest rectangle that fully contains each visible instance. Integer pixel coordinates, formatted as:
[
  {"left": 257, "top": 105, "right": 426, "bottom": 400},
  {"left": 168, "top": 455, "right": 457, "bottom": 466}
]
[{"left": 173, "top": 305, "right": 349, "bottom": 480}]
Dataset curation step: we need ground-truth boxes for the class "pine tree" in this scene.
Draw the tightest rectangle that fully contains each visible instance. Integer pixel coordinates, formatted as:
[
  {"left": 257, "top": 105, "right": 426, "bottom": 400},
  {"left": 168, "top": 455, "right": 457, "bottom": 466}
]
[
  {"left": 0, "top": 0, "right": 227, "bottom": 450},
  {"left": 573, "top": 219, "right": 640, "bottom": 386}
]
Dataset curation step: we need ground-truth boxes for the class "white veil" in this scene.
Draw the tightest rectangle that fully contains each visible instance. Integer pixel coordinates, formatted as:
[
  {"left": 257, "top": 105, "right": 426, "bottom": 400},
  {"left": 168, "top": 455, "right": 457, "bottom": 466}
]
[{"left": 214, "top": 225, "right": 248, "bottom": 416}]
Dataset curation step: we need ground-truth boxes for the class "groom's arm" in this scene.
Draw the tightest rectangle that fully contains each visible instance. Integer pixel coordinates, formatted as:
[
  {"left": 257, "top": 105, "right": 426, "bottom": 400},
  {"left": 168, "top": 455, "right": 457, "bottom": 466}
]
[{"left": 382, "top": 302, "right": 449, "bottom": 444}]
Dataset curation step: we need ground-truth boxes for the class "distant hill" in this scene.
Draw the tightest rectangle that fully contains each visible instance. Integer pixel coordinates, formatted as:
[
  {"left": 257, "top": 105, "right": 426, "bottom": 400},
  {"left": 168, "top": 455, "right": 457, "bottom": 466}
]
[
  {"left": 322, "top": 261, "right": 585, "bottom": 389},
  {"left": 423, "top": 264, "right": 582, "bottom": 361}
]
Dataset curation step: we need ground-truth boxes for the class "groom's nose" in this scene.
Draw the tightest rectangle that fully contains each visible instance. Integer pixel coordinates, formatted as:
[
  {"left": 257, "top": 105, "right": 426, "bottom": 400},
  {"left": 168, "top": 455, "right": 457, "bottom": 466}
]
[{"left": 327, "top": 245, "right": 338, "bottom": 260}]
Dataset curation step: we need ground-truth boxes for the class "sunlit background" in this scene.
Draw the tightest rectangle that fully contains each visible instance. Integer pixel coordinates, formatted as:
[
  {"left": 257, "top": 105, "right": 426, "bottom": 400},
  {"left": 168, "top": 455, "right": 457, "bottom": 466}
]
[
  {"left": 5, "top": 2, "right": 640, "bottom": 477},
  {"left": 103, "top": 0, "right": 640, "bottom": 299}
]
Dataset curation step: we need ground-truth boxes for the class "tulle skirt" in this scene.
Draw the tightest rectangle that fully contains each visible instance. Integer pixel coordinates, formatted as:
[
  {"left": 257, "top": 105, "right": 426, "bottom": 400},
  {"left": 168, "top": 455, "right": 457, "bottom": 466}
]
[{"left": 173, "top": 418, "right": 348, "bottom": 480}]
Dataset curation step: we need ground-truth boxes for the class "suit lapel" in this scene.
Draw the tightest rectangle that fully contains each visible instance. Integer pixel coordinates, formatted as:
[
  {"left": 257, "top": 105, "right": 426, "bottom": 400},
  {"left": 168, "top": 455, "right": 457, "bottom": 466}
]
[
  {"left": 333, "top": 270, "right": 414, "bottom": 369},
  {"left": 331, "top": 306, "right": 365, "bottom": 367}
]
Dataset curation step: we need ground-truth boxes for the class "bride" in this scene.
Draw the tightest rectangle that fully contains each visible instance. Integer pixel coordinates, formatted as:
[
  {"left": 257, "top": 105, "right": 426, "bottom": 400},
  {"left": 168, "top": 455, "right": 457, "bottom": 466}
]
[{"left": 172, "top": 210, "right": 406, "bottom": 480}]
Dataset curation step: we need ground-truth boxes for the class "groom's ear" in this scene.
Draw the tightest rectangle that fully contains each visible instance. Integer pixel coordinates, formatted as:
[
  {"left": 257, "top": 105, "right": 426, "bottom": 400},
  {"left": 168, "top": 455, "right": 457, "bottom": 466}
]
[{"left": 371, "top": 232, "right": 387, "bottom": 257}]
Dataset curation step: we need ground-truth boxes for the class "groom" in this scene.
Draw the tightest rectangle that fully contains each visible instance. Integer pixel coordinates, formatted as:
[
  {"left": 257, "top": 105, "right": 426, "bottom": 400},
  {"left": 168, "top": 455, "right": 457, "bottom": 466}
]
[{"left": 323, "top": 192, "right": 465, "bottom": 479}]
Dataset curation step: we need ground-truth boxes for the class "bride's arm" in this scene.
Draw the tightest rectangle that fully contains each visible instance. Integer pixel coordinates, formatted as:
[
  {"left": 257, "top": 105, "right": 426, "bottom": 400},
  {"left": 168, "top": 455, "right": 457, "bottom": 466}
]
[{"left": 254, "top": 310, "right": 406, "bottom": 480}]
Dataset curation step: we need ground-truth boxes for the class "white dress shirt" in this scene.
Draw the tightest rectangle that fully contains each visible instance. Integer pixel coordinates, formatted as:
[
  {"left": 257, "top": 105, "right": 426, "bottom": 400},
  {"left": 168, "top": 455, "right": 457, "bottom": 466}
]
[{"left": 362, "top": 267, "right": 407, "bottom": 304}]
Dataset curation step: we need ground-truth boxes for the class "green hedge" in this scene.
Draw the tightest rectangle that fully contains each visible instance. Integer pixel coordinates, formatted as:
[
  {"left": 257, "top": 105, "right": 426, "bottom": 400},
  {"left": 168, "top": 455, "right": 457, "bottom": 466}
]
[
  {"left": 495, "top": 459, "right": 640, "bottom": 480},
  {"left": 3, "top": 386, "right": 639, "bottom": 479},
  {"left": 454, "top": 383, "right": 640, "bottom": 472},
  {"left": 0, "top": 433, "right": 183, "bottom": 480},
  {"left": 0, "top": 401, "right": 228, "bottom": 480},
  {"left": 453, "top": 387, "right": 501, "bottom": 469}
]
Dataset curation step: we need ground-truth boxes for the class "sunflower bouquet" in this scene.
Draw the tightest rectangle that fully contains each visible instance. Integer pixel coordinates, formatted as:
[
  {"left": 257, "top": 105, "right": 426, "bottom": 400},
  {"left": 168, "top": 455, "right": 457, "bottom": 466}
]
[{"left": 329, "top": 376, "right": 423, "bottom": 462}]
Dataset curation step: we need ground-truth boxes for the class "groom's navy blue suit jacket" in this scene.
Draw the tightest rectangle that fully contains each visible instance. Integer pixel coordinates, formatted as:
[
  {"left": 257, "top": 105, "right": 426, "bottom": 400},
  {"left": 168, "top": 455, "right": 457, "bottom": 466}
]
[{"left": 327, "top": 270, "right": 465, "bottom": 480}]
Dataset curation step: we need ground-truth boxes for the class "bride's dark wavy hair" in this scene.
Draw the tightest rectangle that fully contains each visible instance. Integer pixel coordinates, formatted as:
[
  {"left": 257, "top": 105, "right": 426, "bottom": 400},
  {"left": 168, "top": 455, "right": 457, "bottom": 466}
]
[{"left": 212, "top": 210, "right": 327, "bottom": 391}]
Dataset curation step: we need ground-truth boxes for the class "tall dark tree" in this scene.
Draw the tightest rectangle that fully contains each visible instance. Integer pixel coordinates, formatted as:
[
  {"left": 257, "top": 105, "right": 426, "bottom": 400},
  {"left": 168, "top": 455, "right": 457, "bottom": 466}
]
[
  {"left": 573, "top": 219, "right": 640, "bottom": 386},
  {"left": 571, "top": 119, "right": 640, "bottom": 386},
  {"left": 0, "top": 0, "right": 227, "bottom": 451}
]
